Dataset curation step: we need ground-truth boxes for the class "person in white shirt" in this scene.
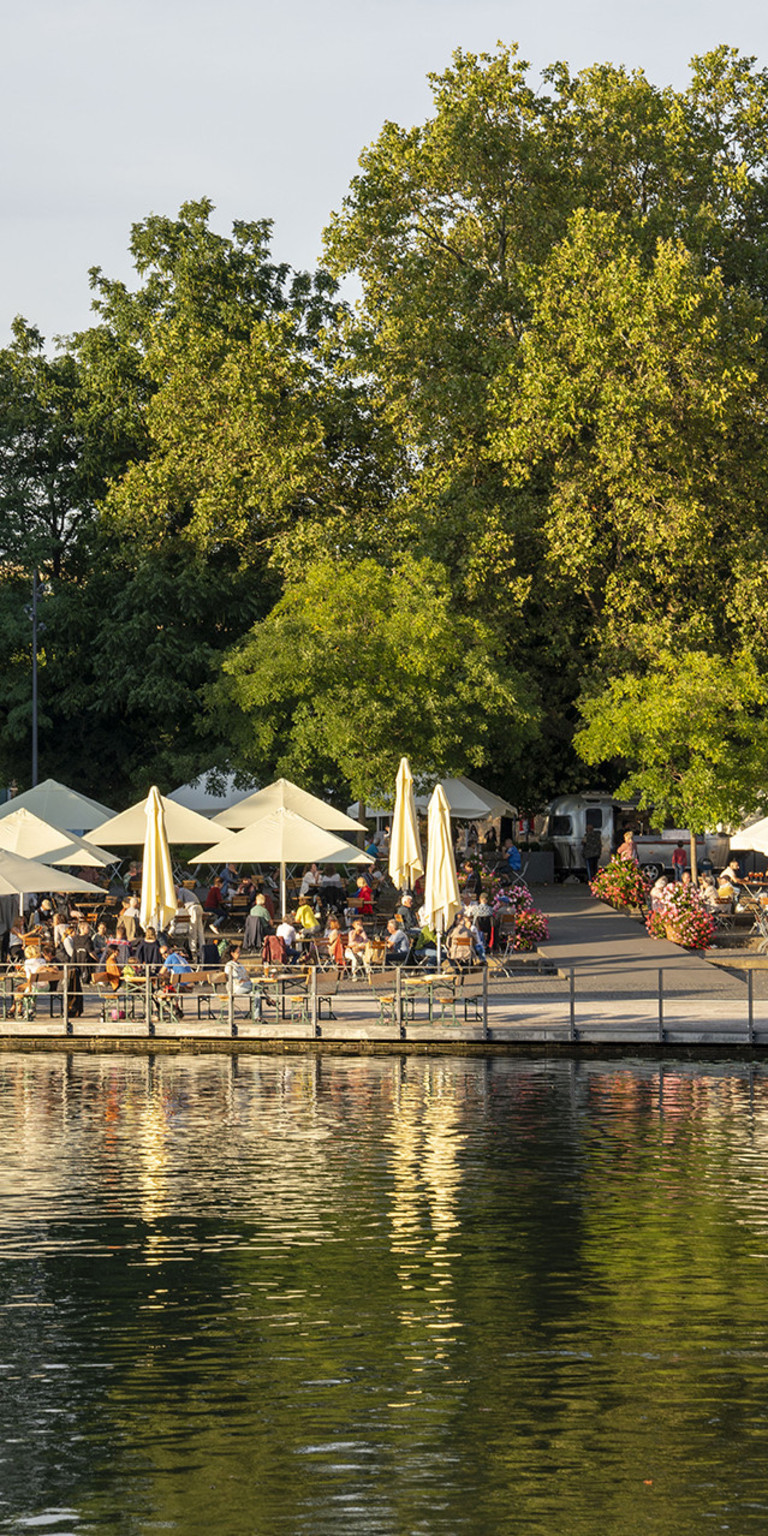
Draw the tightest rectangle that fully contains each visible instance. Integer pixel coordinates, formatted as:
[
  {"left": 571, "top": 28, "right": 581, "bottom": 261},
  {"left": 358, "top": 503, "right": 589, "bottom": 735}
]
[
  {"left": 276, "top": 917, "right": 299, "bottom": 963},
  {"left": 223, "top": 944, "right": 252, "bottom": 995}
]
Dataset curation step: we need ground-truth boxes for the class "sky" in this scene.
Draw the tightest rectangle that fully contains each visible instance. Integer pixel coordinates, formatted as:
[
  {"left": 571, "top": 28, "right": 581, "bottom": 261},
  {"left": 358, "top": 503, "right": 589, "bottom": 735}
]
[{"left": 2, "top": 0, "right": 768, "bottom": 346}]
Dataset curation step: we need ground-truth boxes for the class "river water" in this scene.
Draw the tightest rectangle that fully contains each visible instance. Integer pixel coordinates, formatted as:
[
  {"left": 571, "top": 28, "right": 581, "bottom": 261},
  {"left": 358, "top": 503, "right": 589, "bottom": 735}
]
[{"left": 2, "top": 1051, "right": 768, "bottom": 1534}]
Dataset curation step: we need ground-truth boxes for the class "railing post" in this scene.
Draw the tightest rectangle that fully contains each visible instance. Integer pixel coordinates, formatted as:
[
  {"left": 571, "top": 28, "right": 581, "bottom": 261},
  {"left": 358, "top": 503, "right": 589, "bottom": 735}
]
[
  {"left": 228, "top": 969, "right": 237, "bottom": 1038},
  {"left": 748, "top": 968, "right": 755, "bottom": 1045},
  {"left": 396, "top": 965, "right": 404, "bottom": 1039},
  {"left": 569, "top": 967, "right": 576, "bottom": 1041},
  {"left": 482, "top": 961, "right": 489, "bottom": 1040},
  {"left": 63, "top": 963, "right": 72, "bottom": 1037},
  {"left": 310, "top": 965, "right": 319, "bottom": 1038},
  {"left": 146, "top": 970, "right": 154, "bottom": 1038},
  {"left": 658, "top": 968, "right": 664, "bottom": 1043}
]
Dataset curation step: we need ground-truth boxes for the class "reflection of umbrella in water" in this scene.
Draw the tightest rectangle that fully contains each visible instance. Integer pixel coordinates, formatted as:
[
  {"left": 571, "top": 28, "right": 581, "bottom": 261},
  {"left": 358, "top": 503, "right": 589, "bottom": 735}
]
[
  {"left": 389, "top": 757, "right": 424, "bottom": 894},
  {"left": 139, "top": 787, "right": 178, "bottom": 936},
  {"left": 422, "top": 786, "right": 461, "bottom": 968},
  {"left": 195, "top": 806, "right": 373, "bottom": 916}
]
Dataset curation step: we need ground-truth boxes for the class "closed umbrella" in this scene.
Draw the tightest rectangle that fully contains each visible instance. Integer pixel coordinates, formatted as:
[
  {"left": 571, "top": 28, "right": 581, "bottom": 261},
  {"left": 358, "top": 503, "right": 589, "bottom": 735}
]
[
  {"left": 195, "top": 806, "right": 373, "bottom": 916},
  {"left": 422, "top": 785, "right": 461, "bottom": 968},
  {"left": 389, "top": 757, "right": 424, "bottom": 894},
  {"left": 139, "top": 787, "right": 177, "bottom": 935}
]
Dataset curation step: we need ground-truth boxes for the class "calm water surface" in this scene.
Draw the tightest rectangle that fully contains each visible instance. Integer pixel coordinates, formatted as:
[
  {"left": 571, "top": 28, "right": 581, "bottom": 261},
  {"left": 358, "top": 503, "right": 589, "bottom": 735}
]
[{"left": 2, "top": 1051, "right": 768, "bottom": 1535}]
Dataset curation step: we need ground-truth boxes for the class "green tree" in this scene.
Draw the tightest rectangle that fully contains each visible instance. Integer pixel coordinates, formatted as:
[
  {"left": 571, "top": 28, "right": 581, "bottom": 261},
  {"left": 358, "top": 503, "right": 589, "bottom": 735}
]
[
  {"left": 575, "top": 651, "right": 768, "bottom": 875},
  {"left": 211, "top": 555, "right": 538, "bottom": 802}
]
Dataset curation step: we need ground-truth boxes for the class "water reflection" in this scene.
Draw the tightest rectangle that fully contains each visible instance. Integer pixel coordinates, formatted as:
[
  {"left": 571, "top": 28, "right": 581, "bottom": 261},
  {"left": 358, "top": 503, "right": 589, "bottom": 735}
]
[{"left": 2, "top": 1054, "right": 768, "bottom": 1533}]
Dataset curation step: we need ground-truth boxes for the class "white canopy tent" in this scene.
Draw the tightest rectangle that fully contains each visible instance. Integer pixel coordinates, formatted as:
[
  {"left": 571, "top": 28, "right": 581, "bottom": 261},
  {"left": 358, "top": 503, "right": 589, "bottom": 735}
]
[
  {"left": 352, "top": 775, "right": 517, "bottom": 824},
  {"left": 195, "top": 806, "right": 373, "bottom": 916},
  {"left": 730, "top": 817, "right": 768, "bottom": 856},
  {"left": 214, "top": 778, "right": 365, "bottom": 835},
  {"left": 0, "top": 779, "right": 115, "bottom": 835},
  {"left": 168, "top": 773, "right": 259, "bottom": 816}
]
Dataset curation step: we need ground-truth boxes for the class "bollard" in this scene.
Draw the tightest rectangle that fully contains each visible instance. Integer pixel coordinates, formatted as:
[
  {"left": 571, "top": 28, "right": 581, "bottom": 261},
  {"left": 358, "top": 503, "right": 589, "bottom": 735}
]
[
  {"left": 748, "top": 968, "right": 755, "bottom": 1045},
  {"left": 658, "top": 968, "right": 664, "bottom": 1043},
  {"left": 569, "top": 967, "right": 576, "bottom": 1041}
]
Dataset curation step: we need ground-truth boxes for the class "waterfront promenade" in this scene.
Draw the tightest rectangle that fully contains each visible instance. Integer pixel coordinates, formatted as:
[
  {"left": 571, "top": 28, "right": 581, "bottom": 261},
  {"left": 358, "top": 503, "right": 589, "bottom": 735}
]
[{"left": 1, "top": 889, "right": 766, "bottom": 1055}]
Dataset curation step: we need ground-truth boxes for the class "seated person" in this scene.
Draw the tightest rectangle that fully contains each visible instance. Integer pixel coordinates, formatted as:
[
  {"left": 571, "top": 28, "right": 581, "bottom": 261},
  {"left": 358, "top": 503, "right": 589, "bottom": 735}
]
[
  {"left": 135, "top": 927, "right": 163, "bottom": 974},
  {"left": 204, "top": 878, "right": 227, "bottom": 925},
  {"left": 223, "top": 943, "right": 252, "bottom": 995},
  {"left": 355, "top": 876, "right": 374, "bottom": 916},
  {"left": 414, "top": 924, "right": 438, "bottom": 966},
  {"left": 295, "top": 899, "right": 320, "bottom": 934},
  {"left": 344, "top": 918, "right": 368, "bottom": 976},
  {"left": 395, "top": 893, "right": 418, "bottom": 932},
  {"left": 220, "top": 863, "right": 240, "bottom": 899},
  {"left": 158, "top": 943, "right": 193, "bottom": 990},
  {"left": 385, "top": 919, "right": 411, "bottom": 965},
  {"left": 276, "top": 915, "right": 300, "bottom": 963}
]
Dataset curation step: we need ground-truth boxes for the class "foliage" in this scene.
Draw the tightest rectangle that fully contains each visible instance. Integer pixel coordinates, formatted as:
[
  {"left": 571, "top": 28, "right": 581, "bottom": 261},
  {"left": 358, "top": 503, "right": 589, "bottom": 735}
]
[
  {"left": 646, "top": 884, "right": 715, "bottom": 949},
  {"left": 590, "top": 856, "right": 651, "bottom": 910},
  {"left": 576, "top": 651, "right": 768, "bottom": 834},
  {"left": 210, "top": 555, "right": 539, "bottom": 803}
]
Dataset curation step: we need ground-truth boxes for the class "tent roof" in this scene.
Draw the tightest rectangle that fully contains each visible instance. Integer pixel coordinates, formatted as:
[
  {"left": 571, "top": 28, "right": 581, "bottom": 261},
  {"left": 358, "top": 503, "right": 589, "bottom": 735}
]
[
  {"left": 214, "top": 777, "right": 365, "bottom": 834},
  {"left": 0, "top": 808, "right": 115, "bottom": 867},
  {"left": 730, "top": 817, "right": 768, "bottom": 854},
  {"left": 195, "top": 807, "right": 374, "bottom": 867},
  {"left": 0, "top": 779, "right": 115, "bottom": 834},
  {"left": 168, "top": 773, "right": 259, "bottom": 815},
  {"left": 91, "top": 793, "right": 218, "bottom": 846}
]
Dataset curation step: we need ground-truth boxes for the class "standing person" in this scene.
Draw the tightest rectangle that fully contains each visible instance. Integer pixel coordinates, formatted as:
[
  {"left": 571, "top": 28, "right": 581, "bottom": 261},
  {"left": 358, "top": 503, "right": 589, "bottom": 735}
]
[
  {"left": 69, "top": 920, "right": 96, "bottom": 1018},
  {"left": 121, "top": 893, "right": 142, "bottom": 941},
  {"left": 617, "top": 829, "right": 638, "bottom": 863},
  {"left": 582, "top": 825, "right": 602, "bottom": 882},
  {"left": 672, "top": 842, "right": 687, "bottom": 883}
]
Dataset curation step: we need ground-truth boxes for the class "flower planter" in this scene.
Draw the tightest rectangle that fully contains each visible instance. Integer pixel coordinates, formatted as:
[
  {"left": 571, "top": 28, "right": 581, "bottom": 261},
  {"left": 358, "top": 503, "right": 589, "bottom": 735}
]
[{"left": 665, "top": 923, "right": 683, "bottom": 944}]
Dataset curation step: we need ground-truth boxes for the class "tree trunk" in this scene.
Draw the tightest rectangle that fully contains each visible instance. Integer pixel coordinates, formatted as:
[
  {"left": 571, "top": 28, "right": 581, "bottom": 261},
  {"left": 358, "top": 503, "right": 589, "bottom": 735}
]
[{"left": 690, "top": 829, "right": 698, "bottom": 885}]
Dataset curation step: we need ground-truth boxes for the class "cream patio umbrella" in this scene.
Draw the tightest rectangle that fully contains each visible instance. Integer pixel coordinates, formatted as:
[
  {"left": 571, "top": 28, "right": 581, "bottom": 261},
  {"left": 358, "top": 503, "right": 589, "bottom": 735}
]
[
  {"left": 92, "top": 794, "right": 218, "bottom": 846},
  {"left": 194, "top": 806, "right": 373, "bottom": 917},
  {"left": 0, "top": 849, "right": 103, "bottom": 916},
  {"left": 212, "top": 778, "right": 366, "bottom": 835},
  {"left": 139, "top": 787, "right": 177, "bottom": 936},
  {"left": 389, "top": 757, "right": 424, "bottom": 894},
  {"left": 0, "top": 807, "right": 115, "bottom": 868},
  {"left": 422, "top": 785, "right": 461, "bottom": 968}
]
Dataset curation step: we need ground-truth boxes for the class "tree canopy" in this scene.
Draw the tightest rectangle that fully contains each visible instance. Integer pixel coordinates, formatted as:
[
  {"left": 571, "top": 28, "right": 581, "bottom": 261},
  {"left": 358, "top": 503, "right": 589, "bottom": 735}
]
[{"left": 4, "top": 47, "right": 768, "bottom": 814}]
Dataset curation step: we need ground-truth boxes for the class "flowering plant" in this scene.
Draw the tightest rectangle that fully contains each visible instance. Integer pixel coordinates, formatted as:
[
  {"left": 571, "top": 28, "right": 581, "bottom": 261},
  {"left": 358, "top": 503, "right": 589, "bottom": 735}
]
[
  {"left": 462, "top": 855, "right": 534, "bottom": 913},
  {"left": 646, "top": 884, "right": 715, "bottom": 950},
  {"left": 590, "top": 856, "right": 650, "bottom": 910},
  {"left": 512, "top": 908, "right": 550, "bottom": 950}
]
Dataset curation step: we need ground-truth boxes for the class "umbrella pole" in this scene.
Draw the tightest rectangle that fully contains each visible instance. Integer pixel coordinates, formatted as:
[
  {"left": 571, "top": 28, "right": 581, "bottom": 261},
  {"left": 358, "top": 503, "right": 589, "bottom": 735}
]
[
  {"left": 436, "top": 918, "right": 442, "bottom": 972},
  {"left": 281, "top": 862, "right": 287, "bottom": 918}
]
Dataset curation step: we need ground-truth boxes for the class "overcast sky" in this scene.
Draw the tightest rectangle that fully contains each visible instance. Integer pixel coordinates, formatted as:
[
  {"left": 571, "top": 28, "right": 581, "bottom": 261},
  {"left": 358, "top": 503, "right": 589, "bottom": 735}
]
[{"left": 2, "top": 0, "right": 768, "bottom": 346}]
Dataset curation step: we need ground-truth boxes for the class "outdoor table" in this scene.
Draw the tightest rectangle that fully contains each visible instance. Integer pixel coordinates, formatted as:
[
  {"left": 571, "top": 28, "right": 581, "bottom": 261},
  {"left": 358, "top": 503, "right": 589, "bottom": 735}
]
[
  {"left": 258, "top": 967, "right": 309, "bottom": 1023},
  {"left": 403, "top": 971, "right": 459, "bottom": 1025}
]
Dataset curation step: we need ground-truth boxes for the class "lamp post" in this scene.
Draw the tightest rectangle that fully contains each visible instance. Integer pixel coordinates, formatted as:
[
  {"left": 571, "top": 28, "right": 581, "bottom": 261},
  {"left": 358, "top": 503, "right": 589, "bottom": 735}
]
[{"left": 31, "top": 567, "right": 39, "bottom": 787}]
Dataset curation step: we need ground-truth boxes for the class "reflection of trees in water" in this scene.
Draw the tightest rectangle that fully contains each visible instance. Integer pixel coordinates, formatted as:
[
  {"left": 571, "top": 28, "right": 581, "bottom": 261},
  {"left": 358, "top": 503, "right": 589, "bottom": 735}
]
[{"left": 4, "top": 1054, "right": 768, "bottom": 1533}]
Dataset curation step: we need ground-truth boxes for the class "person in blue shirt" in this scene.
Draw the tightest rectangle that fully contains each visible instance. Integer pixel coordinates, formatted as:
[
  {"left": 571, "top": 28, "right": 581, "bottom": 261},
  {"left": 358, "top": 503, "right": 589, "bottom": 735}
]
[{"left": 506, "top": 843, "right": 522, "bottom": 872}]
